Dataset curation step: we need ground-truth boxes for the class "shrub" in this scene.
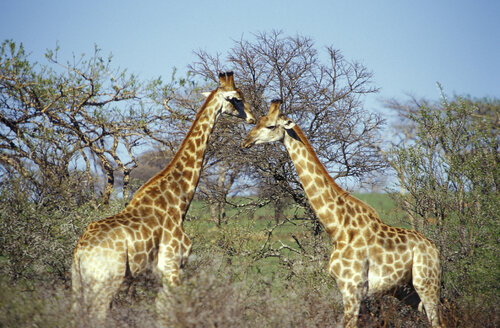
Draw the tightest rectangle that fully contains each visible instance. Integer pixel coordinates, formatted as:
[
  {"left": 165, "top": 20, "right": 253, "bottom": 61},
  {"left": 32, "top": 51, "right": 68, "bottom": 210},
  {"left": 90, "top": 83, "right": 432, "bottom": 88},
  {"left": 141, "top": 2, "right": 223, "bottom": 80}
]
[
  {"left": 388, "top": 93, "right": 500, "bottom": 305},
  {"left": 0, "top": 175, "right": 122, "bottom": 283}
]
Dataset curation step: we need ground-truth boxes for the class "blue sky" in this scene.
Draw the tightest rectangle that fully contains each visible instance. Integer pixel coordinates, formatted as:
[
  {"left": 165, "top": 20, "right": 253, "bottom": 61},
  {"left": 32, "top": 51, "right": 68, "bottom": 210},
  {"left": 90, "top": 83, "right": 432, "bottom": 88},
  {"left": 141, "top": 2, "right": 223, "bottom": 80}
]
[{"left": 1, "top": 0, "right": 499, "bottom": 117}]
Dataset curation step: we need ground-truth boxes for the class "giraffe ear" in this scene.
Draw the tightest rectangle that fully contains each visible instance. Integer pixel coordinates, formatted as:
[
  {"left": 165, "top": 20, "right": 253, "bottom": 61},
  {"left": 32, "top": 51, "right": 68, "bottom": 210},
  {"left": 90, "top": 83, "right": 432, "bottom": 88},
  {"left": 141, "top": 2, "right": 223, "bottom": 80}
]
[{"left": 201, "top": 92, "right": 212, "bottom": 98}]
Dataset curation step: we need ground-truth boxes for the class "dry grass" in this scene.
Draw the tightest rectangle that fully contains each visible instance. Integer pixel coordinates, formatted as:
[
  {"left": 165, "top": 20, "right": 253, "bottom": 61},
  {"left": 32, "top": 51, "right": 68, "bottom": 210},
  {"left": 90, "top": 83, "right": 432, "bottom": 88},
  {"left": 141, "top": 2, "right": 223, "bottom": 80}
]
[{"left": 1, "top": 260, "right": 498, "bottom": 327}]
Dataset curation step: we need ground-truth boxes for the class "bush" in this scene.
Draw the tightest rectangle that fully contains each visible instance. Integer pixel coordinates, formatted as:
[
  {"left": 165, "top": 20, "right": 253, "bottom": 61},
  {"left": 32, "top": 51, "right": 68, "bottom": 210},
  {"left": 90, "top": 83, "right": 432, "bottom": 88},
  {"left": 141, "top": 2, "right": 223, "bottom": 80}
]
[
  {"left": 388, "top": 93, "right": 500, "bottom": 305},
  {"left": 0, "top": 175, "right": 122, "bottom": 283}
]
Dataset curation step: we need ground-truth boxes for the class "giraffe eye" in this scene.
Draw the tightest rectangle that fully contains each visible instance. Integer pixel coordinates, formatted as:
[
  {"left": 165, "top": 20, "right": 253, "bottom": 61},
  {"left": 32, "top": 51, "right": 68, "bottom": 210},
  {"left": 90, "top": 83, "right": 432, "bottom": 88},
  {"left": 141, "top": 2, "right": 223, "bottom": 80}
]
[{"left": 266, "top": 125, "right": 276, "bottom": 130}]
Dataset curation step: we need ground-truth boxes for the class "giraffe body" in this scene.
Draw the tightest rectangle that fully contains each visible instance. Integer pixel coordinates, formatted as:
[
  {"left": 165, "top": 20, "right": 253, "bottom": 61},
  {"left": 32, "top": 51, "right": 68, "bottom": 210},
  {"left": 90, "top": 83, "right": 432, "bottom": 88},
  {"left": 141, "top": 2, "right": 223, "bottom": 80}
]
[
  {"left": 242, "top": 100, "right": 442, "bottom": 328},
  {"left": 72, "top": 72, "right": 255, "bottom": 323}
]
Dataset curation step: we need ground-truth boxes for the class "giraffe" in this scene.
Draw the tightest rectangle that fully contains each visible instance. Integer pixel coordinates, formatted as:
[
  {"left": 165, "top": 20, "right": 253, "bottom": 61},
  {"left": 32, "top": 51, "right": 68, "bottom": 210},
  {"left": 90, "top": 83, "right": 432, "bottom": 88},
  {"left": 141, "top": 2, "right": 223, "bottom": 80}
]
[
  {"left": 71, "top": 72, "right": 255, "bottom": 323},
  {"left": 242, "top": 100, "right": 443, "bottom": 328}
]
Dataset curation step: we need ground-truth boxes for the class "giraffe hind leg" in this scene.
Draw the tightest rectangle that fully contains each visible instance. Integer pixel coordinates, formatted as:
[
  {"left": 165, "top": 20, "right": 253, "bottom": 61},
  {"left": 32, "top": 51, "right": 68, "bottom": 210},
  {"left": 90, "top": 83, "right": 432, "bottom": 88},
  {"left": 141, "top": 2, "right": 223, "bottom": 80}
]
[
  {"left": 76, "top": 255, "right": 127, "bottom": 325},
  {"left": 71, "top": 255, "right": 86, "bottom": 325},
  {"left": 413, "top": 284, "right": 442, "bottom": 328},
  {"left": 412, "top": 263, "right": 443, "bottom": 327},
  {"left": 79, "top": 276, "right": 125, "bottom": 326},
  {"left": 417, "top": 295, "right": 441, "bottom": 326}
]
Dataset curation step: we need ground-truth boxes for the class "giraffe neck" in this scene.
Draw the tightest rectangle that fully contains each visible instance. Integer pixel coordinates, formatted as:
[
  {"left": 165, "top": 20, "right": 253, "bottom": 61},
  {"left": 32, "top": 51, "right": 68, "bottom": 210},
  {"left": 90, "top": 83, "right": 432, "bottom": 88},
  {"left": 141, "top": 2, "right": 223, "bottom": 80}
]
[
  {"left": 127, "top": 92, "right": 223, "bottom": 220},
  {"left": 283, "top": 125, "right": 361, "bottom": 240}
]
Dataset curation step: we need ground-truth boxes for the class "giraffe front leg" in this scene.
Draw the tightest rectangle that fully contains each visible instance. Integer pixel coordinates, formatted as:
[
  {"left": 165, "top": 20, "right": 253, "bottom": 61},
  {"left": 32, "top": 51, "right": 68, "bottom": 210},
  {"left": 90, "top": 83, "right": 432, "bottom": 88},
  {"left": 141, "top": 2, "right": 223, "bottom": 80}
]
[
  {"left": 331, "top": 279, "right": 363, "bottom": 327},
  {"left": 329, "top": 251, "right": 368, "bottom": 328},
  {"left": 333, "top": 272, "right": 367, "bottom": 327},
  {"left": 155, "top": 245, "right": 183, "bottom": 316},
  {"left": 341, "top": 288, "right": 363, "bottom": 328},
  {"left": 154, "top": 257, "right": 182, "bottom": 328},
  {"left": 155, "top": 234, "right": 191, "bottom": 326}
]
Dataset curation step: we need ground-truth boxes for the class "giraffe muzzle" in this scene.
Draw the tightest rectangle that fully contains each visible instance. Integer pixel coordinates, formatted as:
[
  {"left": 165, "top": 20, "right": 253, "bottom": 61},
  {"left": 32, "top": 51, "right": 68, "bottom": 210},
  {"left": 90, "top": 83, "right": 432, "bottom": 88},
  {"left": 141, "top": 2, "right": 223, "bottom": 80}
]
[
  {"left": 241, "top": 138, "right": 254, "bottom": 149},
  {"left": 245, "top": 116, "right": 256, "bottom": 124}
]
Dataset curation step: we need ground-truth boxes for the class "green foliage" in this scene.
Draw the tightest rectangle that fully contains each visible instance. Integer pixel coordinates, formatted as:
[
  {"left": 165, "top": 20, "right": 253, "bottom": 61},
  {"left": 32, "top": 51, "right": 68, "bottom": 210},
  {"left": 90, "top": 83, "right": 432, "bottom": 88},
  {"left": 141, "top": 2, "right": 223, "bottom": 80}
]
[
  {"left": 388, "top": 91, "right": 500, "bottom": 305},
  {"left": 0, "top": 174, "right": 121, "bottom": 282}
]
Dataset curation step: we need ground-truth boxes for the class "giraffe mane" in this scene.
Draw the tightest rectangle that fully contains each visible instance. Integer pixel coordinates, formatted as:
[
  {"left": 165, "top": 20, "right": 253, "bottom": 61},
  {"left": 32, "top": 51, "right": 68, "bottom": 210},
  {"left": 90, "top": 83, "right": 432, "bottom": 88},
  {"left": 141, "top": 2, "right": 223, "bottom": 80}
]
[
  {"left": 132, "top": 90, "right": 218, "bottom": 198},
  {"left": 289, "top": 122, "right": 380, "bottom": 219}
]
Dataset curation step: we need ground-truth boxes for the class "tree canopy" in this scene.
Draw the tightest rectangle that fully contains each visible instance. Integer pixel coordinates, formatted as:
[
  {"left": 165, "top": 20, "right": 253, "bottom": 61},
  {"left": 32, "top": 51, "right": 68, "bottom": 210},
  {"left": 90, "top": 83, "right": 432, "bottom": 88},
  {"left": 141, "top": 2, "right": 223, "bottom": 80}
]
[
  {"left": 189, "top": 31, "right": 386, "bottom": 225},
  {"left": 0, "top": 40, "right": 184, "bottom": 204}
]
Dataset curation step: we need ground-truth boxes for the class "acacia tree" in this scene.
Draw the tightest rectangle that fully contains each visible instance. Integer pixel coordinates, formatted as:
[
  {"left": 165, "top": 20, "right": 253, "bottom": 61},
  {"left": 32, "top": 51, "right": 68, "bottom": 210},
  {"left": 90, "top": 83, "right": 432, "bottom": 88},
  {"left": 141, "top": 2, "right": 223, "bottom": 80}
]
[
  {"left": 387, "top": 91, "right": 499, "bottom": 303},
  {"left": 189, "top": 31, "right": 386, "bottom": 228},
  {"left": 0, "top": 40, "right": 175, "bottom": 205}
]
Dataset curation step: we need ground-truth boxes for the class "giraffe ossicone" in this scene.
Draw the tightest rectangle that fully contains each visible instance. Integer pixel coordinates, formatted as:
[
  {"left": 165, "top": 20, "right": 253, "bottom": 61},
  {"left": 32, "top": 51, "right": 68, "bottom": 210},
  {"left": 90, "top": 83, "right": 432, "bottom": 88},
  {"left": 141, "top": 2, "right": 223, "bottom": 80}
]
[
  {"left": 242, "top": 99, "right": 443, "bottom": 328},
  {"left": 71, "top": 72, "right": 255, "bottom": 323}
]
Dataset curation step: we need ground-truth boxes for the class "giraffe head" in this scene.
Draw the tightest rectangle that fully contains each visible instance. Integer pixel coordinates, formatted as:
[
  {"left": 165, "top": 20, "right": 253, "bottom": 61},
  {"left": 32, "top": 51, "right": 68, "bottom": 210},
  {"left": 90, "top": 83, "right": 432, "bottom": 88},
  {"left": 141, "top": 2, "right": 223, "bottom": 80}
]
[
  {"left": 242, "top": 99, "right": 295, "bottom": 148},
  {"left": 202, "top": 72, "right": 256, "bottom": 124}
]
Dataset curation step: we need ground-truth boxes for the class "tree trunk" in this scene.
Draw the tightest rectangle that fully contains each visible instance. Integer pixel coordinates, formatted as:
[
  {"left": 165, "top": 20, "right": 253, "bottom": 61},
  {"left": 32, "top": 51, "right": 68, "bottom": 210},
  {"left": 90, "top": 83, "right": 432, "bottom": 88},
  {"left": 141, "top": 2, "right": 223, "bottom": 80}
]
[
  {"left": 122, "top": 169, "right": 131, "bottom": 201},
  {"left": 100, "top": 159, "right": 114, "bottom": 206},
  {"left": 209, "top": 199, "right": 218, "bottom": 225},
  {"left": 217, "top": 165, "right": 227, "bottom": 225},
  {"left": 102, "top": 174, "right": 114, "bottom": 206},
  {"left": 274, "top": 197, "right": 283, "bottom": 224}
]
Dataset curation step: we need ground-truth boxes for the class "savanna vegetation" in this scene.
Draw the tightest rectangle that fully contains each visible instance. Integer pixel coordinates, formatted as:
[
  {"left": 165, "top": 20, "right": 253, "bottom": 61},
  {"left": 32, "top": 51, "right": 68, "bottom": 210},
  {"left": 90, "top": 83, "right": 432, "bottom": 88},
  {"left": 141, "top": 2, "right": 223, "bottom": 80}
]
[{"left": 1, "top": 32, "right": 498, "bottom": 327}]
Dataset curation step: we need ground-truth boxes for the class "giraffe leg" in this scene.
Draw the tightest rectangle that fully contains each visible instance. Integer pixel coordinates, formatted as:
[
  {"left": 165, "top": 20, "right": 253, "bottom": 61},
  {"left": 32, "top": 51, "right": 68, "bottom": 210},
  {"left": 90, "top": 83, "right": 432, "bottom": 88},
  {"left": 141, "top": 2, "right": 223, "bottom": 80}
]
[
  {"left": 412, "top": 254, "right": 443, "bottom": 327},
  {"left": 70, "top": 272, "right": 124, "bottom": 327},
  {"left": 340, "top": 279, "right": 368, "bottom": 328},
  {"left": 413, "top": 281, "right": 442, "bottom": 328},
  {"left": 90, "top": 282, "right": 116, "bottom": 323},
  {"left": 342, "top": 292, "right": 362, "bottom": 328},
  {"left": 329, "top": 252, "right": 369, "bottom": 328},
  {"left": 74, "top": 250, "right": 126, "bottom": 326},
  {"left": 154, "top": 259, "right": 183, "bottom": 328},
  {"left": 155, "top": 245, "right": 183, "bottom": 318},
  {"left": 71, "top": 255, "right": 87, "bottom": 326}
]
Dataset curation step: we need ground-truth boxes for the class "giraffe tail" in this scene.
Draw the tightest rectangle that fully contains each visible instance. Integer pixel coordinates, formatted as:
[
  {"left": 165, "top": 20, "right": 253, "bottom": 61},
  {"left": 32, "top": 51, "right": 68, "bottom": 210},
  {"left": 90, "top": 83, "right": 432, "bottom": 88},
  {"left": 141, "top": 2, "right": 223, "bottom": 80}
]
[{"left": 361, "top": 258, "right": 370, "bottom": 298}]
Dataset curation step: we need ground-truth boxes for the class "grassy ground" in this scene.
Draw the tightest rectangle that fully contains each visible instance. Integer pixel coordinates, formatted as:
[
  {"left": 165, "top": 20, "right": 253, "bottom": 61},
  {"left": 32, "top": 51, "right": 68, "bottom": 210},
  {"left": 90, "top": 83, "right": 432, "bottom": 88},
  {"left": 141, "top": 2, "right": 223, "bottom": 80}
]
[
  {"left": 183, "top": 193, "right": 406, "bottom": 295},
  {"left": 186, "top": 192, "right": 410, "bottom": 241},
  {"left": 187, "top": 192, "right": 406, "bottom": 226}
]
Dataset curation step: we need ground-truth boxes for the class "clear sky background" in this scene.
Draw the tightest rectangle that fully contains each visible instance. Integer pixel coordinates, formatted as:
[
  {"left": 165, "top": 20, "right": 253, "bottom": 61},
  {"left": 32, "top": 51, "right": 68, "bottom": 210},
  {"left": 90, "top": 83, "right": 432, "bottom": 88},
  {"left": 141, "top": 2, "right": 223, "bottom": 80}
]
[{"left": 1, "top": 0, "right": 499, "bottom": 118}]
